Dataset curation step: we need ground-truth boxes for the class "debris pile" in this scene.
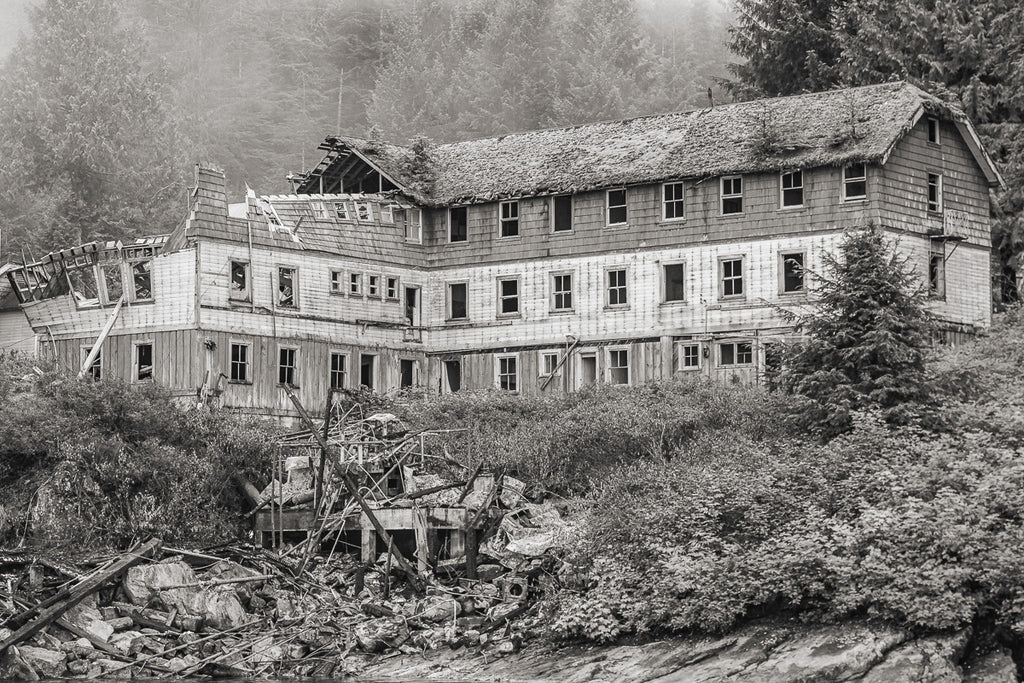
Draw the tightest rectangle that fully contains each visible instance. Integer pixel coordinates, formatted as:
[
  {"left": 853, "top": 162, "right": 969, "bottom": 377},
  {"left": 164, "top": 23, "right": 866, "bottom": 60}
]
[{"left": 0, "top": 483, "right": 569, "bottom": 679}]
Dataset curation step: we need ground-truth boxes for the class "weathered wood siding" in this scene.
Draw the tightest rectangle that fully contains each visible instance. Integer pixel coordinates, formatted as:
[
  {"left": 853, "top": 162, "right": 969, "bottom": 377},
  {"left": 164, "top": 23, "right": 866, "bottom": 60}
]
[
  {"left": 46, "top": 329, "right": 201, "bottom": 387},
  {"left": 0, "top": 310, "right": 36, "bottom": 357}
]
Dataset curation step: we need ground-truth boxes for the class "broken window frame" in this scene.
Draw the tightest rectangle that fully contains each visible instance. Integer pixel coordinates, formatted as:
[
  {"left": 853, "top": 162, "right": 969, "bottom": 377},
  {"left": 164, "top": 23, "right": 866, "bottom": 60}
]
[
  {"left": 779, "top": 251, "right": 805, "bottom": 294},
  {"left": 355, "top": 201, "right": 373, "bottom": 222},
  {"left": 496, "top": 354, "right": 519, "bottom": 392},
  {"left": 81, "top": 345, "right": 102, "bottom": 381},
  {"left": 66, "top": 259, "right": 101, "bottom": 309},
  {"left": 99, "top": 260, "right": 124, "bottom": 304},
  {"left": 927, "top": 117, "right": 941, "bottom": 145},
  {"left": 278, "top": 346, "right": 299, "bottom": 387},
  {"left": 367, "top": 274, "right": 380, "bottom": 298},
  {"left": 927, "top": 172, "right": 943, "bottom": 213},
  {"left": 929, "top": 246, "right": 946, "bottom": 300},
  {"left": 330, "top": 269, "right": 344, "bottom": 295},
  {"left": 130, "top": 259, "right": 154, "bottom": 302},
  {"left": 349, "top": 273, "right": 363, "bottom": 296},
  {"left": 311, "top": 201, "right": 328, "bottom": 219},
  {"left": 134, "top": 341, "right": 154, "bottom": 383},
  {"left": 497, "top": 277, "right": 520, "bottom": 317},
  {"left": 329, "top": 351, "right": 348, "bottom": 390},
  {"left": 229, "top": 260, "right": 250, "bottom": 303},
  {"left": 334, "top": 202, "right": 350, "bottom": 220},
  {"left": 380, "top": 203, "right": 397, "bottom": 224},
  {"left": 229, "top": 342, "right": 251, "bottom": 383},
  {"left": 276, "top": 266, "right": 298, "bottom": 309}
]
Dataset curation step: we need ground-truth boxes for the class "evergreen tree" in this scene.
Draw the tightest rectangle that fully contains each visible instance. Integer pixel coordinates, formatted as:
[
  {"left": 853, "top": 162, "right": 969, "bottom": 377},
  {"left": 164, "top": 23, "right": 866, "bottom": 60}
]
[
  {"left": 0, "top": 0, "right": 187, "bottom": 260},
  {"left": 778, "top": 225, "right": 935, "bottom": 437},
  {"left": 727, "top": 0, "right": 843, "bottom": 97}
]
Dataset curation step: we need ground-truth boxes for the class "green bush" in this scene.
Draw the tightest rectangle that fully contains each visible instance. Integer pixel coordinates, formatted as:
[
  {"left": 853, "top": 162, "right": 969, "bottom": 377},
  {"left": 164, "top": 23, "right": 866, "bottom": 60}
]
[{"left": 0, "top": 366, "right": 279, "bottom": 549}]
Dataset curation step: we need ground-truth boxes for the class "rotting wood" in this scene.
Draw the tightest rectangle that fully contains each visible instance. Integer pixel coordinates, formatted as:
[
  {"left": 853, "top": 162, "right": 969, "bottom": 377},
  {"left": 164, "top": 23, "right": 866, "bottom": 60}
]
[
  {"left": 282, "top": 385, "right": 425, "bottom": 593},
  {"left": 0, "top": 537, "right": 161, "bottom": 654},
  {"left": 76, "top": 294, "right": 125, "bottom": 380}
]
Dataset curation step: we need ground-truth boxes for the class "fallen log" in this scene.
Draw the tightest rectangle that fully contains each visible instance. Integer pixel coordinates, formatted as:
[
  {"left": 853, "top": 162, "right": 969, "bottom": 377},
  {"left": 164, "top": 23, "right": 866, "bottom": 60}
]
[{"left": 0, "top": 537, "right": 162, "bottom": 654}]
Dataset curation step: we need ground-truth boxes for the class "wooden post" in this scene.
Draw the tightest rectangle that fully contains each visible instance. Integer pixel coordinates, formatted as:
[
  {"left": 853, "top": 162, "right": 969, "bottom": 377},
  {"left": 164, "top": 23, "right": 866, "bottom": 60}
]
[
  {"left": 361, "top": 529, "right": 376, "bottom": 564},
  {"left": 465, "top": 527, "right": 478, "bottom": 580},
  {"left": 77, "top": 295, "right": 124, "bottom": 380},
  {"left": 315, "top": 389, "right": 333, "bottom": 515},
  {"left": 450, "top": 530, "right": 466, "bottom": 560}
]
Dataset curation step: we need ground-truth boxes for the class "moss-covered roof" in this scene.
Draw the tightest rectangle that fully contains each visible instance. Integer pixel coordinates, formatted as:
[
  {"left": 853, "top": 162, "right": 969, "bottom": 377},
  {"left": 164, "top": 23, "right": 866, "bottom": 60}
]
[{"left": 308, "top": 81, "right": 1000, "bottom": 206}]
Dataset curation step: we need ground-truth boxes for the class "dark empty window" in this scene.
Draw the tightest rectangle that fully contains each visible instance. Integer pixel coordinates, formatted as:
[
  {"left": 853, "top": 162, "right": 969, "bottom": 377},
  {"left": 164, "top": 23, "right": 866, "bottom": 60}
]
[
  {"left": 607, "top": 269, "right": 627, "bottom": 306},
  {"left": 132, "top": 261, "right": 153, "bottom": 301},
  {"left": 721, "top": 176, "right": 743, "bottom": 214},
  {"left": 552, "top": 274, "right": 573, "bottom": 311},
  {"left": 664, "top": 264, "right": 685, "bottom": 302},
  {"left": 230, "top": 343, "right": 249, "bottom": 382},
  {"left": 721, "top": 258, "right": 744, "bottom": 298},
  {"left": 444, "top": 360, "right": 461, "bottom": 392},
  {"left": 781, "top": 252, "right": 804, "bottom": 293},
  {"left": 499, "top": 201, "right": 519, "bottom": 237},
  {"left": 277, "top": 267, "right": 296, "bottom": 308},
  {"left": 844, "top": 164, "right": 867, "bottom": 200},
  {"left": 135, "top": 343, "right": 153, "bottom": 382},
  {"left": 929, "top": 251, "right": 945, "bottom": 299},
  {"left": 607, "top": 189, "right": 627, "bottom": 225},
  {"left": 928, "top": 173, "right": 942, "bottom": 212},
  {"left": 609, "top": 349, "right": 629, "bottom": 385},
  {"left": 553, "top": 195, "right": 573, "bottom": 232},
  {"left": 330, "top": 352, "right": 347, "bottom": 390},
  {"left": 448, "top": 283, "right": 467, "bottom": 320},
  {"left": 278, "top": 347, "right": 297, "bottom": 386},
  {"left": 927, "top": 117, "right": 940, "bottom": 144},
  {"left": 497, "top": 356, "right": 518, "bottom": 391},
  {"left": 229, "top": 261, "right": 249, "bottom": 301},
  {"left": 781, "top": 170, "right": 803, "bottom": 207},
  {"left": 498, "top": 278, "right": 519, "bottom": 315},
  {"left": 450, "top": 207, "right": 468, "bottom": 242},
  {"left": 400, "top": 359, "right": 415, "bottom": 387},
  {"left": 720, "top": 341, "right": 753, "bottom": 366},
  {"left": 360, "top": 354, "right": 375, "bottom": 389},
  {"left": 663, "top": 182, "right": 685, "bottom": 220}
]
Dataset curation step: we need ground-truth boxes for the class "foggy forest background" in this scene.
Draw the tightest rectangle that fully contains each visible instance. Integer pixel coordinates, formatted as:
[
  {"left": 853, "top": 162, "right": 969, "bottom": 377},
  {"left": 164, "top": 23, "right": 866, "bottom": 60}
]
[{"left": 0, "top": 0, "right": 1021, "bottom": 297}]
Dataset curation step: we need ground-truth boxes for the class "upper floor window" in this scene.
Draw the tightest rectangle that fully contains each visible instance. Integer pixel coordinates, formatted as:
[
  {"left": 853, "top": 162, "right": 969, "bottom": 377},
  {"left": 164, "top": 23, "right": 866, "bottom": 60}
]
[
  {"left": 607, "top": 268, "right": 627, "bottom": 307},
  {"left": 780, "top": 252, "right": 805, "bottom": 294},
  {"left": 396, "top": 207, "right": 422, "bottom": 243},
  {"left": 927, "top": 117, "right": 940, "bottom": 145},
  {"left": 355, "top": 201, "right": 373, "bottom": 221},
  {"left": 607, "top": 189, "right": 627, "bottom": 226},
  {"left": 551, "top": 273, "right": 573, "bottom": 312},
  {"left": 780, "top": 170, "right": 803, "bottom": 208},
  {"left": 330, "top": 270, "right": 344, "bottom": 294},
  {"left": 448, "top": 282, "right": 468, "bottom": 320},
  {"left": 349, "top": 273, "right": 362, "bottom": 296},
  {"left": 552, "top": 195, "right": 573, "bottom": 232},
  {"left": 927, "top": 173, "right": 943, "bottom": 213},
  {"left": 380, "top": 204, "right": 396, "bottom": 224},
  {"left": 721, "top": 176, "right": 743, "bottom": 214},
  {"left": 499, "top": 200, "right": 519, "bottom": 238},
  {"left": 131, "top": 260, "right": 153, "bottom": 302},
  {"left": 334, "top": 202, "right": 349, "bottom": 220},
  {"left": 497, "top": 355, "right": 518, "bottom": 391},
  {"left": 720, "top": 257, "right": 744, "bottom": 299},
  {"left": 311, "top": 201, "right": 328, "bottom": 219},
  {"left": 929, "top": 247, "right": 946, "bottom": 299},
  {"left": 663, "top": 182, "right": 685, "bottom": 220},
  {"left": 277, "top": 266, "right": 297, "bottom": 308},
  {"left": 663, "top": 263, "right": 686, "bottom": 302},
  {"left": 843, "top": 164, "right": 867, "bottom": 201},
  {"left": 229, "top": 261, "right": 250, "bottom": 302},
  {"left": 386, "top": 276, "right": 400, "bottom": 300},
  {"left": 450, "top": 206, "right": 468, "bottom": 242},
  {"left": 497, "top": 277, "right": 520, "bottom": 316},
  {"left": 367, "top": 275, "right": 380, "bottom": 297}
]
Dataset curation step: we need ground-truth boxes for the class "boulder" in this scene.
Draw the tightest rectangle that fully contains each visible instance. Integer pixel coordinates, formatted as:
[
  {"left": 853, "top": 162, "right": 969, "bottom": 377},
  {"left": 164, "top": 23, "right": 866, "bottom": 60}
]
[
  {"left": 201, "top": 560, "right": 264, "bottom": 602},
  {"left": 161, "top": 586, "right": 247, "bottom": 629},
  {"left": 250, "top": 636, "right": 285, "bottom": 665},
  {"left": 353, "top": 618, "right": 410, "bottom": 653},
  {"left": 66, "top": 659, "right": 90, "bottom": 676},
  {"left": 18, "top": 646, "right": 67, "bottom": 679},
  {"left": 123, "top": 560, "right": 197, "bottom": 606},
  {"left": 861, "top": 631, "right": 969, "bottom": 683},
  {"left": 95, "top": 658, "right": 132, "bottom": 679},
  {"left": 108, "top": 630, "right": 145, "bottom": 656},
  {"left": 63, "top": 597, "right": 114, "bottom": 643},
  {"left": 165, "top": 657, "right": 189, "bottom": 673},
  {"left": 0, "top": 646, "right": 39, "bottom": 681}
]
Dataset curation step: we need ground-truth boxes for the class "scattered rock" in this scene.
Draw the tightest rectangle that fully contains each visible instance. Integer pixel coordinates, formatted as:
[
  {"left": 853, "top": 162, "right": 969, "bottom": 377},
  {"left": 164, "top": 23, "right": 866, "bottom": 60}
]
[
  {"left": 354, "top": 618, "right": 410, "bottom": 653},
  {"left": 18, "top": 645, "right": 67, "bottom": 679},
  {"left": 63, "top": 597, "right": 114, "bottom": 644},
  {"left": 123, "top": 561, "right": 197, "bottom": 606},
  {"left": 0, "top": 646, "right": 40, "bottom": 681}
]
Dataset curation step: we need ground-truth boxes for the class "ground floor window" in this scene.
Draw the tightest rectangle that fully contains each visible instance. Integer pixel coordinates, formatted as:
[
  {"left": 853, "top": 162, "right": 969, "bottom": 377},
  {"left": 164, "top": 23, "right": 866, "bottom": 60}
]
[
  {"left": 608, "top": 348, "right": 629, "bottom": 385},
  {"left": 719, "top": 341, "right": 753, "bottom": 366},
  {"left": 497, "top": 355, "right": 518, "bottom": 391}
]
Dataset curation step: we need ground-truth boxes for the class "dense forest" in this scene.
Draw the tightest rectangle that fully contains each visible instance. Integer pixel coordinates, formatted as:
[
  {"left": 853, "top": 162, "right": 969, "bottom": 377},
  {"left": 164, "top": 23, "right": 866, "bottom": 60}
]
[{"left": 0, "top": 0, "right": 1021, "bottom": 295}]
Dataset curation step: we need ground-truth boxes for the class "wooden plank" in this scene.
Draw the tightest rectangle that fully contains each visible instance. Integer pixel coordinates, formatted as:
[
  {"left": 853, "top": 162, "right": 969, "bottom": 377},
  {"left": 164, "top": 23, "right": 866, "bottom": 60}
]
[{"left": 0, "top": 538, "right": 161, "bottom": 654}]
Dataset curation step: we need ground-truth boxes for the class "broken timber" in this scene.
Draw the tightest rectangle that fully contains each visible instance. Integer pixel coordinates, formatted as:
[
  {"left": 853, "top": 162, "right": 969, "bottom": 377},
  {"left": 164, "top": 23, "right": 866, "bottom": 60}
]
[{"left": 0, "top": 537, "right": 161, "bottom": 654}]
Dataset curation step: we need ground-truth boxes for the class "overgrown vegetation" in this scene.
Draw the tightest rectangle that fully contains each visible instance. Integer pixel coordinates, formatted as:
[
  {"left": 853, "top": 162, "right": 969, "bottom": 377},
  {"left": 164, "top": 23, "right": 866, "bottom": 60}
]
[{"left": 0, "top": 363, "right": 279, "bottom": 550}]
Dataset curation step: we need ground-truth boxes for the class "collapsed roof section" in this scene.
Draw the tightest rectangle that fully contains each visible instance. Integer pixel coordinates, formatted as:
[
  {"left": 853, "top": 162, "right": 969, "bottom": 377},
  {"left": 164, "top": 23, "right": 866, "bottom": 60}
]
[{"left": 297, "top": 81, "right": 1004, "bottom": 207}]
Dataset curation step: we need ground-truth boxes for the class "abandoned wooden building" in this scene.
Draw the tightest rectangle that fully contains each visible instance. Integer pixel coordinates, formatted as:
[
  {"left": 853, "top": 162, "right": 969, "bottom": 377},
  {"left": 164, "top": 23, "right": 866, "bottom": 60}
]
[{"left": 4, "top": 81, "right": 1003, "bottom": 419}]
